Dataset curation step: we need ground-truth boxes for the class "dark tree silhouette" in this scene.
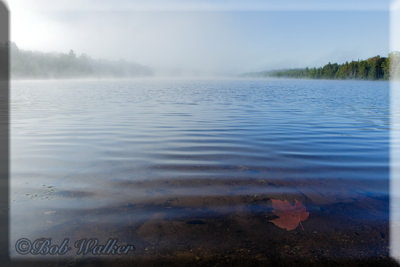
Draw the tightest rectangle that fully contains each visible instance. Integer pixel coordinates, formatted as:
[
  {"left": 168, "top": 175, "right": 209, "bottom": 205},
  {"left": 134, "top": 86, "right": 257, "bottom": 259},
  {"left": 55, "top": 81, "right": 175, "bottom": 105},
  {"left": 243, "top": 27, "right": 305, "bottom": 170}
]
[{"left": 246, "top": 53, "right": 400, "bottom": 80}]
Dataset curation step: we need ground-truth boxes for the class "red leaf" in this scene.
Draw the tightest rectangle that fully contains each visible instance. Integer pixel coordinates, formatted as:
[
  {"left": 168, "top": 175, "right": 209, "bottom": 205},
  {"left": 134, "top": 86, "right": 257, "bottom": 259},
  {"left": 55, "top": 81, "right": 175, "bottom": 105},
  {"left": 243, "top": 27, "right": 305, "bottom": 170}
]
[{"left": 269, "top": 199, "right": 309, "bottom": 231}]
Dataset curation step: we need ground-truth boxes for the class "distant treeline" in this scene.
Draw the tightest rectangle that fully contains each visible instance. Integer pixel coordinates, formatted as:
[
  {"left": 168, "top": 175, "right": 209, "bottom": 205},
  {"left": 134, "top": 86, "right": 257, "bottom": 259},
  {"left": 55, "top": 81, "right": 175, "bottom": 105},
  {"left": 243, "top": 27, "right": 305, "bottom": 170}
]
[
  {"left": 246, "top": 53, "right": 400, "bottom": 80},
  {"left": 8, "top": 42, "right": 153, "bottom": 79}
]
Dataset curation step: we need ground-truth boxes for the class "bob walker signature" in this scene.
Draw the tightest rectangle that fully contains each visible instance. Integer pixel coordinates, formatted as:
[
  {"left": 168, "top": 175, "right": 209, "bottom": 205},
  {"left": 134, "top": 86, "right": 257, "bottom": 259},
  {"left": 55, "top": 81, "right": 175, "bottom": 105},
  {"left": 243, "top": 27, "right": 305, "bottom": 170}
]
[{"left": 15, "top": 238, "right": 135, "bottom": 256}]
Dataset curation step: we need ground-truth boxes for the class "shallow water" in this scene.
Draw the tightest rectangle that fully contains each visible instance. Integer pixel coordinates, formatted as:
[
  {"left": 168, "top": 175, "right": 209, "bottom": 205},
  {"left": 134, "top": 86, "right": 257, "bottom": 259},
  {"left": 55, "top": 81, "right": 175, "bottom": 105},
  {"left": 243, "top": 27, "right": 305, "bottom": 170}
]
[{"left": 10, "top": 78, "right": 390, "bottom": 261}]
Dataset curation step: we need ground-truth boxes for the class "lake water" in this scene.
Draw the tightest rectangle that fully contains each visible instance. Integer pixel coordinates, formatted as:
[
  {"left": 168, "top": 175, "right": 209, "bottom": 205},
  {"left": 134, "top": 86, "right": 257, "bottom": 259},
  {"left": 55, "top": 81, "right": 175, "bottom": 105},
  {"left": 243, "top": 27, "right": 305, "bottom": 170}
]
[{"left": 10, "top": 78, "right": 391, "bottom": 263}]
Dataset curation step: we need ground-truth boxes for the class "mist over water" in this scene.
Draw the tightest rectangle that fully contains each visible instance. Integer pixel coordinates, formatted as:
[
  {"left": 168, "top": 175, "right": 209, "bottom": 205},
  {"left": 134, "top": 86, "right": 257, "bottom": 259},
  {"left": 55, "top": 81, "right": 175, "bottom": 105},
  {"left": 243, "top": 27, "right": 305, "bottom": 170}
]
[
  {"left": 7, "top": 4, "right": 390, "bottom": 77},
  {"left": 6, "top": 0, "right": 394, "bottom": 263}
]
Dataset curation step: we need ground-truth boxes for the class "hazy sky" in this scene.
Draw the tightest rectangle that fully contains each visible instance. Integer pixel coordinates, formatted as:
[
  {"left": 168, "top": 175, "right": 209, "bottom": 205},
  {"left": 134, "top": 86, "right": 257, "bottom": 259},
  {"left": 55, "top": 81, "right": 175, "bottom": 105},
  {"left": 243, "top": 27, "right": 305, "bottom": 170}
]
[{"left": 5, "top": 0, "right": 392, "bottom": 75}]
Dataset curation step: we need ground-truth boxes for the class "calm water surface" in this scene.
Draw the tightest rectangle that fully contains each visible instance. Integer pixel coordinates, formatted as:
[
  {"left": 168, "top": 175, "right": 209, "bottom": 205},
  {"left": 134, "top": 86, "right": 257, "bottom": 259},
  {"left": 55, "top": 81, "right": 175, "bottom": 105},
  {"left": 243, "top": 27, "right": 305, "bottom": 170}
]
[{"left": 10, "top": 78, "right": 390, "bottom": 261}]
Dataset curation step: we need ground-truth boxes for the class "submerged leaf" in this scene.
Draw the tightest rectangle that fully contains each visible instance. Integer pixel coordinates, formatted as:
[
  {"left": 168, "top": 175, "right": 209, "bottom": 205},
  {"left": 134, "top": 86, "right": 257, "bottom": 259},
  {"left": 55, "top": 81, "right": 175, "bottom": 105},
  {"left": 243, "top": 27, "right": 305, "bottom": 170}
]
[{"left": 269, "top": 199, "right": 309, "bottom": 231}]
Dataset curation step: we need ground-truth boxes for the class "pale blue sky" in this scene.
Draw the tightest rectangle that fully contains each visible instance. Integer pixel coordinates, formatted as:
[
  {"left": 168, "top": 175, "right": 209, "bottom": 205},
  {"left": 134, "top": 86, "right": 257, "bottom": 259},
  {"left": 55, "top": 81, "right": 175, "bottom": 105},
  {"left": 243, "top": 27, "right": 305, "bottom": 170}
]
[{"left": 6, "top": 0, "right": 392, "bottom": 75}]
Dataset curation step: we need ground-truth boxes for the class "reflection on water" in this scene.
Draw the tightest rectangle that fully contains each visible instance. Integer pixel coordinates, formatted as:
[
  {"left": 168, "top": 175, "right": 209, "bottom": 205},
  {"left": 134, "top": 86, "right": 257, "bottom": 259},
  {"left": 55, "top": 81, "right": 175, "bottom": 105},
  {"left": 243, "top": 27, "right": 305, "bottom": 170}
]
[{"left": 10, "top": 78, "right": 391, "bottom": 262}]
